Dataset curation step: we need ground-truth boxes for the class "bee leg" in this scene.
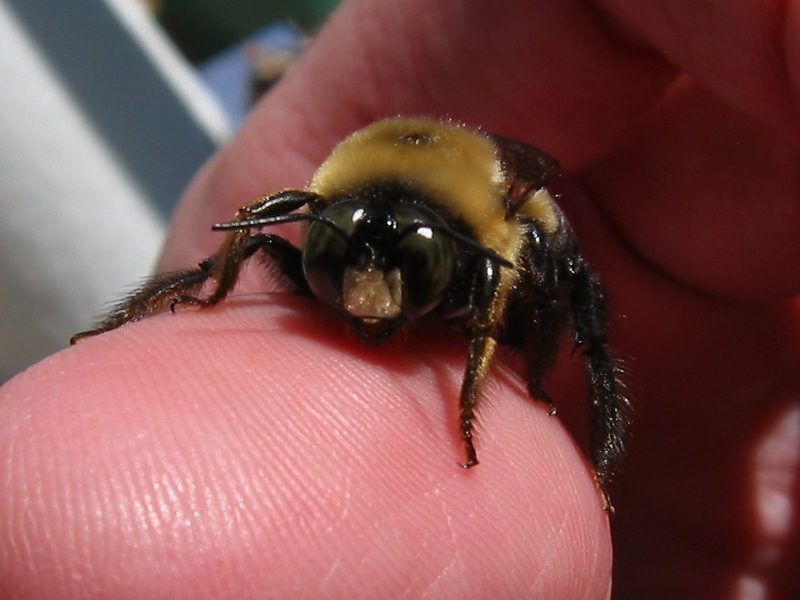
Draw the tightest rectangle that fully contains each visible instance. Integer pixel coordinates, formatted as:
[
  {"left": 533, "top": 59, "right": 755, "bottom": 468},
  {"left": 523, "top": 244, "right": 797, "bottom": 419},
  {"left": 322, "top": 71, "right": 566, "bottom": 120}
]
[
  {"left": 70, "top": 258, "right": 217, "bottom": 343},
  {"left": 72, "top": 231, "right": 305, "bottom": 343},
  {"left": 172, "top": 229, "right": 309, "bottom": 309},
  {"left": 524, "top": 305, "right": 568, "bottom": 411},
  {"left": 459, "top": 334, "right": 498, "bottom": 467},
  {"left": 251, "top": 234, "right": 311, "bottom": 295},
  {"left": 567, "top": 258, "right": 629, "bottom": 512},
  {"left": 72, "top": 191, "right": 317, "bottom": 344},
  {"left": 519, "top": 223, "right": 568, "bottom": 411},
  {"left": 459, "top": 257, "right": 505, "bottom": 468},
  {"left": 72, "top": 230, "right": 254, "bottom": 343},
  {"left": 170, "top": 226, "right": 257, "bottom": 309},
  {"left": 171, "top": 192, "right": 316, "bottom": 311}
]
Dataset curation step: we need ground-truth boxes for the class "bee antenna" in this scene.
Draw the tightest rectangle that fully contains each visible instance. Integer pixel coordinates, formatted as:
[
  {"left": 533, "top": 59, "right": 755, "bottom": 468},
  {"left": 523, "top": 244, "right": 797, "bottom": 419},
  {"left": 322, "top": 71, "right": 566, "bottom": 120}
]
[{"left": 213, "top": 213, "right": 351, "bottom": 242}]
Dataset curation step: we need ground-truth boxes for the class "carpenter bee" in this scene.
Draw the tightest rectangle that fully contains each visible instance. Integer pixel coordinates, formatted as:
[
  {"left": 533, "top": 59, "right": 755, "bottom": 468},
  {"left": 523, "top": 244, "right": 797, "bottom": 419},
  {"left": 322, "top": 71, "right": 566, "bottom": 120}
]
[{"left": 72, "top": 117, "right": 629, "bottom": 510}]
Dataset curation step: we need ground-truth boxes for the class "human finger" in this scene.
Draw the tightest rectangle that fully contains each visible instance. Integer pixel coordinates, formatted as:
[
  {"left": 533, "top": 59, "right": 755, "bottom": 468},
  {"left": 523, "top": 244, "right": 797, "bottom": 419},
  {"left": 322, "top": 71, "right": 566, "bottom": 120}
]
[{"left": 0, "top": 299, "right": 613, "bottom": 599}]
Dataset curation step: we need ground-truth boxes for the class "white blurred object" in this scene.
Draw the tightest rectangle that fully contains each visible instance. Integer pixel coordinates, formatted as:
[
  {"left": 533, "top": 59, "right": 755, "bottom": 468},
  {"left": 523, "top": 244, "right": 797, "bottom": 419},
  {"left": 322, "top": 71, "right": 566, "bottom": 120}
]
[{"left": 0, "top": 0, "right": 230, "bottom": 381}]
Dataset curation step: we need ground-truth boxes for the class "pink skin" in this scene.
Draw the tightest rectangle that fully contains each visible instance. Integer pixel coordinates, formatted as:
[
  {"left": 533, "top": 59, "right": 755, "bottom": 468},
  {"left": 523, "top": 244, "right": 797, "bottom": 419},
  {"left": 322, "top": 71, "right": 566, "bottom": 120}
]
[{"left": 2, "top": 0, "right": 800, "bottom": 598}]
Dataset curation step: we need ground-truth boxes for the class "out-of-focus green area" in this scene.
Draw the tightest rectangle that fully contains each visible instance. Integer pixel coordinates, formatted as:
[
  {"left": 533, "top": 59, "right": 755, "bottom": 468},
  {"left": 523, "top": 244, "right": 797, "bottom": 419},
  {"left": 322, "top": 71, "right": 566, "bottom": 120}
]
[{"left": 155, "top": 0, "right": 338, "bottom": 62}]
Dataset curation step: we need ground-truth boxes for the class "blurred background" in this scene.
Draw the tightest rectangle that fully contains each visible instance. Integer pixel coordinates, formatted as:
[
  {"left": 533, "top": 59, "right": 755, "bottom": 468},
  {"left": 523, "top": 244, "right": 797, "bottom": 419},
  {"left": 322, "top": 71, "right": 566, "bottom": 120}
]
[{"left": 0, "top": 0, "right": 339, "bottom": 382}]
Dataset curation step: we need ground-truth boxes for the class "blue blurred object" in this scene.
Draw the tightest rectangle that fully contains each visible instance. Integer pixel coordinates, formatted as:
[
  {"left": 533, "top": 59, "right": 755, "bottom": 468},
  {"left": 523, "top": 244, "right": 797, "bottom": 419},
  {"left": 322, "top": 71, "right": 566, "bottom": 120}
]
[{"left": 199, "top": 23, "right": 306, "bottom": 128}]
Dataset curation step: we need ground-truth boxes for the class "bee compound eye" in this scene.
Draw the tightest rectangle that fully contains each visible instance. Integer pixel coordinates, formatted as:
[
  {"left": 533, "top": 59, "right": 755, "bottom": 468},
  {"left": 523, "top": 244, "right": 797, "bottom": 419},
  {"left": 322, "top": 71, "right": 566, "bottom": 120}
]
[
  {"left": 302, "top": 201, "right": 365, "bottom": 309},
  {"left": 393, "top": 204, "right": 455, "bottom": 319}
]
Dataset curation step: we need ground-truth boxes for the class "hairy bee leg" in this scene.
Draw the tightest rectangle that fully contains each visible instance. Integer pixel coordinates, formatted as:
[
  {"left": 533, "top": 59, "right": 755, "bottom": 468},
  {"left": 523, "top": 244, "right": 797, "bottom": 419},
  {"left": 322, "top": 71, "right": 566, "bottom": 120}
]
[
  {"left": 524, "top": 306, "right": 568, "bottom": 408},
  {"left": 171, "top": 231, "right": 309, "bottom": 311},
  {"left": 70, "top": 259, "right": 216, "bottom": 344},
  {"left": 460, "top": 334, "right": 498, "bottom": 467},
  {"left": 568, "top": 260, "right": 629, "bottom": 512},
  {"left": 72, "top": 232, "right": 307, "bottom": 343},
  {"left": 459, "top": 257, "right": 505, "bottom": 468},
  {"left": 171, "top": 229, "right": 254, "bottom": 310},
  {"left": 167, "top": 193, "right": 316, "bottom": 312}
]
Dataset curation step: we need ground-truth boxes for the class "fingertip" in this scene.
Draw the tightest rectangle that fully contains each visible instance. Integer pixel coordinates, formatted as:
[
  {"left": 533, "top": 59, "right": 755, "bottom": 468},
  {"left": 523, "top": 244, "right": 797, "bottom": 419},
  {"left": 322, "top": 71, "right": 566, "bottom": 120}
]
[{"left": 1, "top": 298, "right": 612, "bottom": 598}]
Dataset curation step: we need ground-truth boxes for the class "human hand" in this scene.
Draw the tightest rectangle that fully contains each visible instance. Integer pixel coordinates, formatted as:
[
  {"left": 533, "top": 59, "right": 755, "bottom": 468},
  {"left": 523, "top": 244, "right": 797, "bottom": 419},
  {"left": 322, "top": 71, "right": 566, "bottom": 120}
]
[{"left": 2, "top": 1, "right": 799, "bottom": 598}]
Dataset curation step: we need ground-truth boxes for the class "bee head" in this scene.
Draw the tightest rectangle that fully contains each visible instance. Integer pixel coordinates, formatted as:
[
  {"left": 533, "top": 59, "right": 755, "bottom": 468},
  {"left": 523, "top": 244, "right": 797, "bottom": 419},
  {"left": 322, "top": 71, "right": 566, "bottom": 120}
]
[{"left": 301, "top": 196, "right": 456, "bottom": 347}]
